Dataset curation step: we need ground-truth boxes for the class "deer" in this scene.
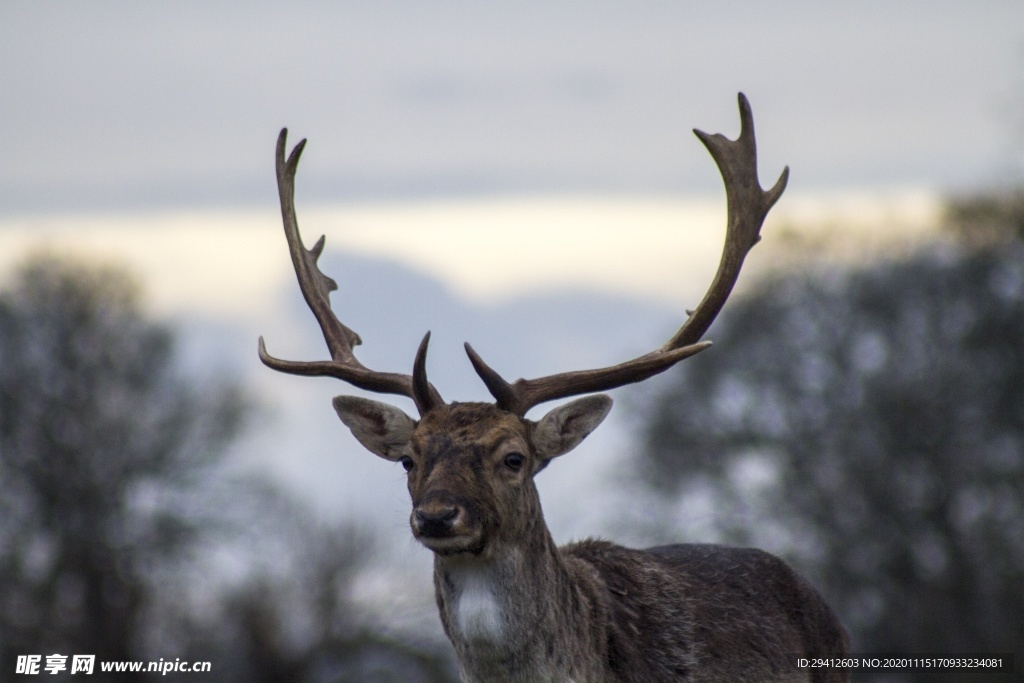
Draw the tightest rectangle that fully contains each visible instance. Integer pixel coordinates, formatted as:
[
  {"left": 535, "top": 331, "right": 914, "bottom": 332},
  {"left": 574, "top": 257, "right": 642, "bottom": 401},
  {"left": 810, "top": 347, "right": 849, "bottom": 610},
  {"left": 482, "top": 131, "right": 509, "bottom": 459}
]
[{"left": 258, "top": 94, "right": 850, "bottom": 683}]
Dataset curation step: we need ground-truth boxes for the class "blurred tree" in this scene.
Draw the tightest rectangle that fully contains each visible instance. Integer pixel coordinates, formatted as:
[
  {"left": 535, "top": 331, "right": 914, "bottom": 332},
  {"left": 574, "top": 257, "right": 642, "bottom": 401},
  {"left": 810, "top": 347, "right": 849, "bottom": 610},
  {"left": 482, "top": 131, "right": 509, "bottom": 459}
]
[
  {"left": 0, "top": 255, "right": 247, "bottom": 668},
  {"left": 0, "top": 254, "right": 458, "bottom": 682},
  {"left": 943, "top": 187, "right": 1024, "bottom": 246},
  {"left": 167, "top": 493, "right": 458, "bottom": 683},
  {"left": 637, "top": 229, "right": 1024, "bottom": 681}
]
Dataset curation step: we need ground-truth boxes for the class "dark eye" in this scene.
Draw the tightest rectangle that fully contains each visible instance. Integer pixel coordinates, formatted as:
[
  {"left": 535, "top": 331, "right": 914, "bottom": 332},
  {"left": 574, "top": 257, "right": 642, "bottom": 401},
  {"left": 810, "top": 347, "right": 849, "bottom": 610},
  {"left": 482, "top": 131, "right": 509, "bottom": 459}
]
[
  {"left": 503, "top": 452, "right": 525, "bottom": 472},
  {"left": 400, "top": 456, "right": 414, "bottom": 472}
]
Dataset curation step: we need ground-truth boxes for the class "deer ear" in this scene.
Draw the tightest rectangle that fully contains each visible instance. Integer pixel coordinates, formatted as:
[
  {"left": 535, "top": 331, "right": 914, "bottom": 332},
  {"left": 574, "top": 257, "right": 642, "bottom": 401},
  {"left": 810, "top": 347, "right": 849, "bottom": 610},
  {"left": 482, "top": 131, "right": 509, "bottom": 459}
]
[
  {"left": 333, "top": 396, "right": 416, "bottom": 461},
  {"left": 532, "top": 395, "right": 613, "bottom": 462}
]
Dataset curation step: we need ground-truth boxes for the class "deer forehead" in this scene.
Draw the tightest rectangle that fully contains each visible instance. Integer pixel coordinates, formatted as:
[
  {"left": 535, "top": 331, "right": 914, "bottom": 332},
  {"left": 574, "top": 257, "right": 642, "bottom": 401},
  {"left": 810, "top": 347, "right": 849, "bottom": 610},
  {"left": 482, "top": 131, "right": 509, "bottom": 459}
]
[{"left": 411, "top": 403, "right": 531, "bottom": 458}]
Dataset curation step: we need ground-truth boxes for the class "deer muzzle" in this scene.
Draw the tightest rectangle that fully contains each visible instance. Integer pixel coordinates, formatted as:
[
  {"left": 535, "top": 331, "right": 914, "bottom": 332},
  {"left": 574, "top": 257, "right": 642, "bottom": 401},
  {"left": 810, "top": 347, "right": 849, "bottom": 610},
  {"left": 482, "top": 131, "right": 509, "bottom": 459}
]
[
  {"left": 411, "top": 493, "right": 485, "bottom": 555},
  {"left": 414, "top": 504, "right": 459, "bottom": 537}
]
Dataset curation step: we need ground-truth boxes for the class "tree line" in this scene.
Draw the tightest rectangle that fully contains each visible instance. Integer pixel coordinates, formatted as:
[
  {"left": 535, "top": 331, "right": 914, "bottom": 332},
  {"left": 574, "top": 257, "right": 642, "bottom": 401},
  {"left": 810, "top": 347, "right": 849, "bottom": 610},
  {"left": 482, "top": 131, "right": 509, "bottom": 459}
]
[
  {"left": 636, "top": 189, "right": 1024, "bottom": 683},
  {"left": 0, "top": 256, "right": 457, "bottom": 682}
]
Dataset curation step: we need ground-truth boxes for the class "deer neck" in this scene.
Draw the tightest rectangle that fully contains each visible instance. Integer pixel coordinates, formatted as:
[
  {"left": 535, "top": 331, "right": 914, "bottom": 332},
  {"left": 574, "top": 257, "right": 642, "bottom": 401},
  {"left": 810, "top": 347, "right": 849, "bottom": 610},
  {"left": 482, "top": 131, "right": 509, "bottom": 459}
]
[{"left": 432, "top": 523, "right": 604, "bottom": 682}]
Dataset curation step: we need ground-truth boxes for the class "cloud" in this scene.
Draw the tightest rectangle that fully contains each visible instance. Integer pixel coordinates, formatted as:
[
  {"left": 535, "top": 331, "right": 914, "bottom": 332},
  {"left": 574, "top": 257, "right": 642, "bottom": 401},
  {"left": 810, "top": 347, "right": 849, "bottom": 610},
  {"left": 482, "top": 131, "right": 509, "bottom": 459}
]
[{"left": 1, "top": 1, "right": 1021, "bottom": 212}]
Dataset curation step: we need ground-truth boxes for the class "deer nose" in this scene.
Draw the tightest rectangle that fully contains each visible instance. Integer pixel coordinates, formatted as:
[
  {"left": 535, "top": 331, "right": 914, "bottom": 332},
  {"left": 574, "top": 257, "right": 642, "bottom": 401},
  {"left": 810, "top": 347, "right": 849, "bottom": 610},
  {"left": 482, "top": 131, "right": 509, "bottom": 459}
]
[{"left": 413, "top": 505, "right": 459, "bottom": 537}]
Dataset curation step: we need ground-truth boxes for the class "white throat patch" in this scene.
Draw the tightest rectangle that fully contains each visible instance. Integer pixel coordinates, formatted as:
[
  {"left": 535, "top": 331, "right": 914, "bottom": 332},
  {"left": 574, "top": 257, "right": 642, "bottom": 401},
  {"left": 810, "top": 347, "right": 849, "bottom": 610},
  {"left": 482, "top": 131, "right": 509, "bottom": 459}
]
[{"left": 450, "top": 564, "right": 505, "bottom": 642}]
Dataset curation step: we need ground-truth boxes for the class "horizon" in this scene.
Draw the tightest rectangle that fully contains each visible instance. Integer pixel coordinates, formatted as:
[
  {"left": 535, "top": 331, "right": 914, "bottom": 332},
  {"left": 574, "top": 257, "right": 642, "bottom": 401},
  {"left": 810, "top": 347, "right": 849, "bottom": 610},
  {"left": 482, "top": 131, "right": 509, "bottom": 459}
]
[{"left": 0, "top": 187, "right": 943, "bottom": 321}]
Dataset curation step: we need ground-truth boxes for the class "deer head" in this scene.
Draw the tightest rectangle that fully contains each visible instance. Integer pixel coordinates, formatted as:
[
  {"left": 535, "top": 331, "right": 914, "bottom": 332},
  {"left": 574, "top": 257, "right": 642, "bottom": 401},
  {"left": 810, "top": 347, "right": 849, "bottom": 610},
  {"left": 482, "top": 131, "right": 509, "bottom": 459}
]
[{"left": 259, "top": 93, "right": 788, "bottom": 559}]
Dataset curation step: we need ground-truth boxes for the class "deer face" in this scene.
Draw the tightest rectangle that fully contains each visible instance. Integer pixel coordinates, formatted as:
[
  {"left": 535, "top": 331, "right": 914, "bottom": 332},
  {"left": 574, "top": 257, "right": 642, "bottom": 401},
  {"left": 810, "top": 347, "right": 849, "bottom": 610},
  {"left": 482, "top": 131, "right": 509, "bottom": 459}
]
[
  {"left": 261, "top": 94, "right": 786, "bottom": 553},
  {"left": 333, "top": 395, "right": 612, "bottom": 557}
]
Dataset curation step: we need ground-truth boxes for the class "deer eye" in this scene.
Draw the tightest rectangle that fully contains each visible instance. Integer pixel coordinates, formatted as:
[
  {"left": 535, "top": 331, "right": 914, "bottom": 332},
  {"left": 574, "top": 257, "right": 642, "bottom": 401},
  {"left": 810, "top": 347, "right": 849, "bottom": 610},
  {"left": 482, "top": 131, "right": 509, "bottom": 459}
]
[
  {"left": 399, "top": 456, "right": 414, "bottom": 472},
  {"left": 503, "top": 452, "right": 525, "bottom": 472}
]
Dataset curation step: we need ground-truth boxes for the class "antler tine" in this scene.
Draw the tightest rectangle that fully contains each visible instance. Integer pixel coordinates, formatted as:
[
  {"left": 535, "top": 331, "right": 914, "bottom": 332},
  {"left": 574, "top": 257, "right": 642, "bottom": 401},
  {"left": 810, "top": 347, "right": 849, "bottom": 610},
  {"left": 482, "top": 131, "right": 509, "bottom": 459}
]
[
  {"left": 666, "top": 92, "right": 788, "bottom": 349},
  {"left": 466, "top": 93, "right": 786, "bottom": 416},
  {"left": 465, "top": 341, "right": 711, "bottom": 417},
  {"left": 413, "top": 332, "right": 443, "bottom": 415},
  {"left": 258, "top": 129, "right": 444, "bottom": 414}
]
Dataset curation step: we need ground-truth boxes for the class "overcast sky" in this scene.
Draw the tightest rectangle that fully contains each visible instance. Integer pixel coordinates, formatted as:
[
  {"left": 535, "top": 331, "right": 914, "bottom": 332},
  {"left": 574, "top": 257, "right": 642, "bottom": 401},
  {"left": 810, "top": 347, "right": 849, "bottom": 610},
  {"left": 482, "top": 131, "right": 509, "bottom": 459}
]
[
  {"left": 3, "top": 1, "right": 1023, "bottom": 214},
  {"left": 2, "top": 2, "right": 1022, "bottom": 605}
]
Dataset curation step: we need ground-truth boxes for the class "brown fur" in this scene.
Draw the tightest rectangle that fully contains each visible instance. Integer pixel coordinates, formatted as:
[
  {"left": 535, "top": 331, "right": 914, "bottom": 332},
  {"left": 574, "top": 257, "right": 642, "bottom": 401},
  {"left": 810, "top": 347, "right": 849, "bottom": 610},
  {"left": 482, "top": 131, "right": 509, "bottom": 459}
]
[
  {"left": 270, "top": 98, "right": 841, "bottom": 681},
  {"left": 393, "top": 402, "right": 850, "bottom": 683}
]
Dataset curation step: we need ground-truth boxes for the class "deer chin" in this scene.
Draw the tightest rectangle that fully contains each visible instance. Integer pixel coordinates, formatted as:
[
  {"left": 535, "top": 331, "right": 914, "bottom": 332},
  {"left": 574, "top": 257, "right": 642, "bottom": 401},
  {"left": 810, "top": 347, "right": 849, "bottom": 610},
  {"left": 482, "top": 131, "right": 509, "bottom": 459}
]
[{"left": 417, "top": 531, "right": 487, "bottom": 557}]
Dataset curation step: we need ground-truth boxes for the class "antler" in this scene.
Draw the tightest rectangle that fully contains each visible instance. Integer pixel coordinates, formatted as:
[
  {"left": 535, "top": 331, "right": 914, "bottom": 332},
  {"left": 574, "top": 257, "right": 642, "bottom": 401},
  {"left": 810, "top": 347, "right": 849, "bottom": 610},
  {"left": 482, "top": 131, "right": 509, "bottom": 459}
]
[
  {"left": 466, "top": 93, "right": 789, "bottom": 416},
  {"left": 258, "top": 129, "right": 444, "bottom": 415}
]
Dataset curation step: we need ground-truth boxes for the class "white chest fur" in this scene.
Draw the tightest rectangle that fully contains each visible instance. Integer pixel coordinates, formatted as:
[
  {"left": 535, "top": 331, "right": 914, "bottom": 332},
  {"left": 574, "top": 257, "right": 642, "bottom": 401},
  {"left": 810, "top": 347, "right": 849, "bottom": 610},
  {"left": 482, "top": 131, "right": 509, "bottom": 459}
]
[{"left": 446, "top": 563, "right": 506, "bottom": 642}]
